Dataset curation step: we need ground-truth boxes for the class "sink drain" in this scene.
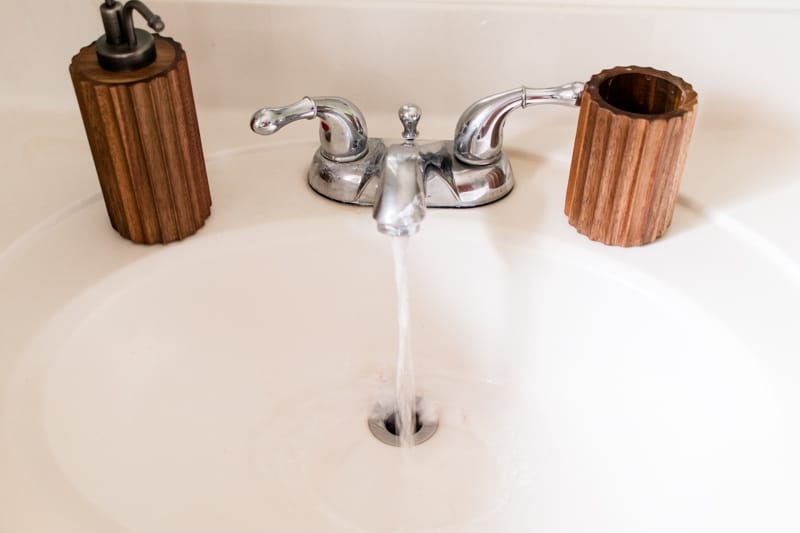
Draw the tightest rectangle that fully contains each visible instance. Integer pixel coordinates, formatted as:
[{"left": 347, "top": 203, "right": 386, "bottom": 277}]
[{"left": 368, "top": 404, "right": 438, "bottom": 447}]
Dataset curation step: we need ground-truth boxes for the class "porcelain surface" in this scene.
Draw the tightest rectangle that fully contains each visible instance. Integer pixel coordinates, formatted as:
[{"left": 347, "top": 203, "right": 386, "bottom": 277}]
[
  {"left": 1, "top": 131, "right": 799, "bottom": 531},
  {"left": 2, "top": 1, "right": 800, "bottom": 531}
]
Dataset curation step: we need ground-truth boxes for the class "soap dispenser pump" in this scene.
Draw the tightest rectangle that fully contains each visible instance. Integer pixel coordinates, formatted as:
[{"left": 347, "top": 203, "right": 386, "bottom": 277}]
[
  {"left": 70, "top": 1, "right": 212, "bottom": 244},
  {"left": 95, "top": 0, "right": 165, "bottom": 71}
]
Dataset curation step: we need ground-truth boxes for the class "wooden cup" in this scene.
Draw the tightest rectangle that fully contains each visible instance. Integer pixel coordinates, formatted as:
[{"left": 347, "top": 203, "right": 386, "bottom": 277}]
[{"left": 565, "top": 66, "right": 697, "bottom": 246}]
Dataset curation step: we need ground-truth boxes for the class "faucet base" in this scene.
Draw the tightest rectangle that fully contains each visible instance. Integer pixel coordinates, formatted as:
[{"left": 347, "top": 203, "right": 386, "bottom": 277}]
[{"left": 307, "top": 140, "right": 514, "bottom": 208}]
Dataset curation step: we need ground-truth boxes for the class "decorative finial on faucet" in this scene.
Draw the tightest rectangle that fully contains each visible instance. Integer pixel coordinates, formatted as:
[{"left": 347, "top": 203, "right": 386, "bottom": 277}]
[{"left": 399, "top": 104, "right": 421, "bottom": 143}]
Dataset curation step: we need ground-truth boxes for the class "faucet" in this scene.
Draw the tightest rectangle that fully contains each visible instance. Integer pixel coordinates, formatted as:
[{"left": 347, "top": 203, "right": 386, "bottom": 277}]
[
  {"left": 373, "top": 104, "right": 426, "bottom": 236},
  {"left": 250, "top": 83, "right": 585, "bottom": 235}
]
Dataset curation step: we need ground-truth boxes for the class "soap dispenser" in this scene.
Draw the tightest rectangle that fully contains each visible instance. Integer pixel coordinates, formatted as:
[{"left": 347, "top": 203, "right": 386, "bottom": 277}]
[{"left": 70, "top": 1, "right": 211, "bottom": 244}]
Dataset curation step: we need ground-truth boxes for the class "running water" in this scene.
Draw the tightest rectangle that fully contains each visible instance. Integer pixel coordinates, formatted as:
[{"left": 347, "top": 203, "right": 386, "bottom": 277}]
[{"left": 391, "top": 235, "right": 416, "bottom": 450}]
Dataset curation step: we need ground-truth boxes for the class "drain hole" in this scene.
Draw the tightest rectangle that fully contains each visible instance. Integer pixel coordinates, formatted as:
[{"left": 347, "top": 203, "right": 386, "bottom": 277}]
[
  {"left": 384, "top": 411, "right": 423, "bottom": 436},
  {"left": 368, "top": 401, "right": 439, "bottom": 447}
]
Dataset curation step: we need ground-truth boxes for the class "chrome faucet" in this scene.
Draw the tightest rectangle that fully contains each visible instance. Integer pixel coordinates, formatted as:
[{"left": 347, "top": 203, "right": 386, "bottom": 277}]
[
  {"left": 373, "top": 104, "right": 426, "bottom": 236},
  {"left": 250, "top": 83, "right": 585, "bottom": 235}
]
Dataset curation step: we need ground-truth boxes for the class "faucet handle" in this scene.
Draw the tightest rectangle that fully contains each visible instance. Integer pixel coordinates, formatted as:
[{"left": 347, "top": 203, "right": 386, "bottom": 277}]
[
  {"left": 251, "top": 96, "right": 369, "bottom": 162},
  {"left": 398, "top": 104, "right": 421, "bottom": 143},
  {"left": 454, "top": 83, "right": 585, "bottom": 165},
  {"left": 250, "top": 97, "right": 317, "bottom": 136}
]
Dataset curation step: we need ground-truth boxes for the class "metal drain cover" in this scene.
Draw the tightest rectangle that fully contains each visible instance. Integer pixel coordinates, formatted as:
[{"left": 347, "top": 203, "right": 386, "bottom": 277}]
[{"left": 368, "top": 409, "right": 438, "bottom": 447}]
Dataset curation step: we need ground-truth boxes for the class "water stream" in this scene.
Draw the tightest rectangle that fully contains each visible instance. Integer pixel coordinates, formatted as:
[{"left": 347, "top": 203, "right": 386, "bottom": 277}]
[{"left": 391, "top": 235, "right": 416, "bottom": 450}]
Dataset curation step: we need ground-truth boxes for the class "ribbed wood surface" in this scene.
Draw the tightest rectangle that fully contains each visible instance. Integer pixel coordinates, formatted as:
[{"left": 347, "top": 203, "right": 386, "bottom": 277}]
[
  {"left": 70, "top": 37, "right": 211, "bottom": 244},
  {"left": 566, "top": 66, "right": 697, "bottom": 247}
]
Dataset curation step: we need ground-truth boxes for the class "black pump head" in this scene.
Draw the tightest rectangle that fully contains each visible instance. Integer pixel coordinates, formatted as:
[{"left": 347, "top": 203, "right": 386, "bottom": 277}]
[{"left": 95, "top": 0, "right": 165, "bottom": 72}]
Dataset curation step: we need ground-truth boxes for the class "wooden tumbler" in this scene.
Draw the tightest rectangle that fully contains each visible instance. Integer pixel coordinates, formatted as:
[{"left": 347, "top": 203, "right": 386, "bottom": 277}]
[
  {"left": 70, "top": 36, "right": 211, "bottom": 244},
  {"left": 565, "top": 66, "right": 697, "bottom": 246}
]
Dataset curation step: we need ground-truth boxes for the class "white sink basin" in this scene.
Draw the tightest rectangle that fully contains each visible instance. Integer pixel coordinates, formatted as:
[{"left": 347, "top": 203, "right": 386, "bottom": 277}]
[{"left": 1, "top": 140, "right": 798, "bottom": 532}]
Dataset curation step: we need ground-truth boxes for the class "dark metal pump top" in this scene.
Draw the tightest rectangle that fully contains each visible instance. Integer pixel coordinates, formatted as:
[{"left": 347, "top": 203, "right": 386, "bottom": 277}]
[{"left": 95, "top": 0, "right": 165, "bottom": 72}]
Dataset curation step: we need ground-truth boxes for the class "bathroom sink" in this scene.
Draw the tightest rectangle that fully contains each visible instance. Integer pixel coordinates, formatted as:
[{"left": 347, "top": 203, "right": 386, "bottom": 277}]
[{"left": 1, "top": 137, "right": 798, "bottom": 533}]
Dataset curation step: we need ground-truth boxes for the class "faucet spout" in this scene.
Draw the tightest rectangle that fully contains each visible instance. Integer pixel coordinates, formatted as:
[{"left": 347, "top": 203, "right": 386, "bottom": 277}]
[
  {"left": 372, "top": 104, "right": 426, "bottom": 236},
  {"left": 373, "top": 143, "right": 425, "bottom": 236}
]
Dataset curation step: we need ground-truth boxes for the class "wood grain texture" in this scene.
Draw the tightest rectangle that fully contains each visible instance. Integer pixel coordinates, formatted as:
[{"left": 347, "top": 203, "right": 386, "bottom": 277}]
[
  {"left": 70, "top": 37, "right": 211, "bottom": 244},
  {"left": 566, "top": 66, "right": 697, "bottom": 247}
]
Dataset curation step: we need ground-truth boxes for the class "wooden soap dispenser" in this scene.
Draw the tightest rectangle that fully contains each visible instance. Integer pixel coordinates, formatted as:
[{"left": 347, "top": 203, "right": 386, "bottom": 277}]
[{"left": 70, "top": 1, "right": 211, "bottom": 244}]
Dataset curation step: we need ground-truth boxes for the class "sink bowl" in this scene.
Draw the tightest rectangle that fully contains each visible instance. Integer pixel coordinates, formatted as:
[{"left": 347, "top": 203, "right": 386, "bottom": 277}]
[{"left": 1, "top": 139, "right": 797, "bottom": 532}]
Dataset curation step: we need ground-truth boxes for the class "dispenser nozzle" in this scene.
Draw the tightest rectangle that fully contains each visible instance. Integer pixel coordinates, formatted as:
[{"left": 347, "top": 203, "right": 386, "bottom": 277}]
[{"left": 95, "top": 0, "right": 166, "bottom": 72}]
